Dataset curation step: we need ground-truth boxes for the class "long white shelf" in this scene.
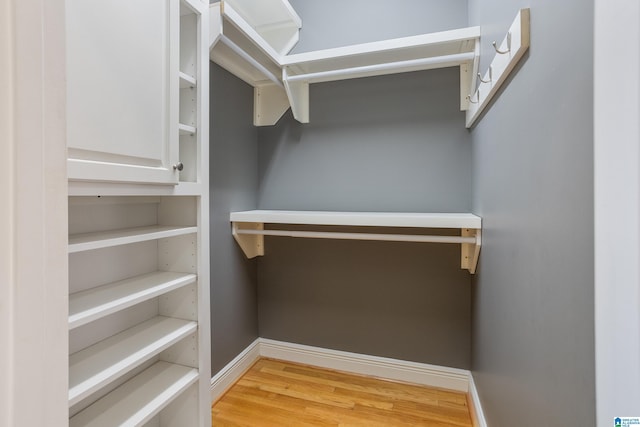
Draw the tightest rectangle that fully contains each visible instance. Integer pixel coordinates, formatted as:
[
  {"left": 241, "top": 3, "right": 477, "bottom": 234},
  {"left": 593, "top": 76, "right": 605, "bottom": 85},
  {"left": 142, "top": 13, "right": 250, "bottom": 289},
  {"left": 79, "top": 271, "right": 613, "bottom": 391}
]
[
  {"left": 69, "top": 361, "right": 198, "bottom": 427},
  {"left": 282, "top": 27, "right": 479, "bottom": 123},
  {"left": 231, "top": 210, "right": 481, "bottom": 229},
  {"left": 69, "top": 316, "right": 197, "bottom": 406},
  {"left": 68, "top": 225, "right": 197, "bottom": 253},
  {"left": 69, "top": 272, "right": 197, "bottom": 330},
  {"left": 230, "top": 210, "right": 482, "bottom": 273}
]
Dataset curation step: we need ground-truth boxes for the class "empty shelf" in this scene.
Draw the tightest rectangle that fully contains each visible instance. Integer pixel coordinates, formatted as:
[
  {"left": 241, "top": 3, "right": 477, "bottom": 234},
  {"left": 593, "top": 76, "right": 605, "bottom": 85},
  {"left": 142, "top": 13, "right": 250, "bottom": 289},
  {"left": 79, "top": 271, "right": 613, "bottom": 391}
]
[
  {"left": 69, "top": 272, "right": 197, "bottom": 330},
  {"left": 281, "top": 27, "right": 480, "bottom": 83},
  {"left": 230, "top": 210, "right": 481, "bottom": 229},
  {"left": 68, "top": 225, "right": 197, "bottom": 253},
  {"left": 69, "top": 361, "right": 198, "bottom": 427},
  {"left": 69, "top": 316, "right": 197, "bottom": 406},
  {"left": 223, "top": 0, "right": 301, "bottom": 55}
]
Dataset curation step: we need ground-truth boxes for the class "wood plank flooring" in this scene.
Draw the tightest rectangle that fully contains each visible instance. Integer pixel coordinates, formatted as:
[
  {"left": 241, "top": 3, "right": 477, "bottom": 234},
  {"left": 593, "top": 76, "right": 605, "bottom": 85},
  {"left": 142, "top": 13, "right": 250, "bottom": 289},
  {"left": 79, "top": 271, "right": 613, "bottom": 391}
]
[{"left": 211, "top": 358, "right": 473, "bottom": 427}]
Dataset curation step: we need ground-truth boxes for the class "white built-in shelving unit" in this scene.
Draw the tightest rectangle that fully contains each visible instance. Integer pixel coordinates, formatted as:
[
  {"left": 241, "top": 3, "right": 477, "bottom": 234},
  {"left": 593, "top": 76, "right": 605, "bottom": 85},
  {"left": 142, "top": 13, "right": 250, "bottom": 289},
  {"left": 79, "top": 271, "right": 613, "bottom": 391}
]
[
  {"left": 66, "top": 0, "right": 210, "bottom": 425},
  {"left": 230, "top": 210, "right": 482, "bottom": 274}
]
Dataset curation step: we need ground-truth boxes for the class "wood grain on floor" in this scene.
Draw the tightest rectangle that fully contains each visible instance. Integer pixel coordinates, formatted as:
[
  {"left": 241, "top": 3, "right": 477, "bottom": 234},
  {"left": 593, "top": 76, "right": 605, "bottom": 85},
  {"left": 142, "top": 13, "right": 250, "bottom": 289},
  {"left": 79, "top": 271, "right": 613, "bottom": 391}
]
[{"left": 211, "top": 358, "right": 473, "bottom": 427}]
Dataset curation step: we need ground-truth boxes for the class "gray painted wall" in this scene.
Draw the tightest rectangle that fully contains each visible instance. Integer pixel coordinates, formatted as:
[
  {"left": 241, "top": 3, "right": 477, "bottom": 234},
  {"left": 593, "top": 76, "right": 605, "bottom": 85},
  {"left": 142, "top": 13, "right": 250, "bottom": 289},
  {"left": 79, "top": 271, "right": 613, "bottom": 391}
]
[
  {"left": 256, "top": 1, "right": 474, "bottom": 368},
  {"left": 469, "top": 1, "right": 596, "bottom": 425},
  {"left": 210, "top": 63, "right": 259, "bottom": 374},
  {"left": 289, "top": 0, "right": 468, "bottom": 53}
]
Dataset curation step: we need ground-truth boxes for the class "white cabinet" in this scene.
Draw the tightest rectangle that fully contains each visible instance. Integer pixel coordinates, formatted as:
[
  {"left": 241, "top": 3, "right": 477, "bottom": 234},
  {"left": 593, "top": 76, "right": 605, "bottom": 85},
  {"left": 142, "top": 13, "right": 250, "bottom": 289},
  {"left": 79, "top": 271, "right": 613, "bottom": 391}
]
[{"left": 67, "top": 0, "right": 207, "bottom": 185}]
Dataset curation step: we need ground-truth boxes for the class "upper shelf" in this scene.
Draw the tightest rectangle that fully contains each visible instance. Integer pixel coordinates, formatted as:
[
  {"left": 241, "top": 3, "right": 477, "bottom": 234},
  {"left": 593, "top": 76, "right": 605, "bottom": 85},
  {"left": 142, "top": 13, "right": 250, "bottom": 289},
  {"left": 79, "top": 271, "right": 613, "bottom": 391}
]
[
  {"left": 209, "top": 0, "right": 480, "bottom": 125},
  {"left": 281, "top": 28, "right": 479, "bottom": 83}
]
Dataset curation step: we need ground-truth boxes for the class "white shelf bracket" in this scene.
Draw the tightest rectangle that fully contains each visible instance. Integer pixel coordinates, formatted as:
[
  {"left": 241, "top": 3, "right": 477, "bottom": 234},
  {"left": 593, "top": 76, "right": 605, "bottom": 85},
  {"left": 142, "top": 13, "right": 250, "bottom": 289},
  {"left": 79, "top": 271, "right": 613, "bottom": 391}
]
[
  {"left": 466, "top": 8, "right": 530, "bottom": 128},
  {"left": 254, "top": 84, "right": 291, "bottom": 126},
  {"left": 282, "top": 67, "right": 310, "bottom": 123},
  {"left": 461, "top": 228, "right": 481, "bottom": 274},
  {"left": 232, "top": 221, "right": 264, "bottom": 258}
]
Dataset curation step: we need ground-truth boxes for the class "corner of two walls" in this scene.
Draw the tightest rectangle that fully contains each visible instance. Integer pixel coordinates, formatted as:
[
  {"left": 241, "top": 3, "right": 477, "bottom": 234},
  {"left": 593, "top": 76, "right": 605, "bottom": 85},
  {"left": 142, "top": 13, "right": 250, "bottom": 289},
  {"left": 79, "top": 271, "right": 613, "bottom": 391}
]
[
  {"left": 210, "top": 63, "right": 260, "bottom": 374},
  {"left": 254, "top": 0, "right": 473, "bottom": 369},
  {"left": 468, "top": 0, "right": 596, "bottom": 425},
  {"left": 210, "top": 0, "right": 475, "bottom": 375}
]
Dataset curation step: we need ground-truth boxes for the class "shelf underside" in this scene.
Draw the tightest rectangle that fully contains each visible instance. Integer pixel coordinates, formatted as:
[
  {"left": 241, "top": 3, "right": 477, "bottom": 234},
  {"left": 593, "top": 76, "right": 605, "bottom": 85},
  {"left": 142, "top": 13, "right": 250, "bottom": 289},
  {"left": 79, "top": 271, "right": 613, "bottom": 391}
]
[{"left": 230, "top": 210, "right": 482, "bottom": 274}]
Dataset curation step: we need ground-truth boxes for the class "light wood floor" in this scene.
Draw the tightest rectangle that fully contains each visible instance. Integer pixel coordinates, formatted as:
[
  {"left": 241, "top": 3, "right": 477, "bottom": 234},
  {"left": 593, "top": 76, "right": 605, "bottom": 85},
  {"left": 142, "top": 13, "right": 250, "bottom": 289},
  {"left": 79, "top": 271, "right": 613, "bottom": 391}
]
[{"left": 211, "top": 358, "right": 473, "bottom": 427}]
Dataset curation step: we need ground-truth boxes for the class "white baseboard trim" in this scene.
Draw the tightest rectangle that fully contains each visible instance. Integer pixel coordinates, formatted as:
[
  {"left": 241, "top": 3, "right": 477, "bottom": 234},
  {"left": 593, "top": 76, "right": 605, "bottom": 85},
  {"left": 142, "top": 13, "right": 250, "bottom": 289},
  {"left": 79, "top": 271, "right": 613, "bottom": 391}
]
[
  {"left": 210, "top": 338, "right": 260, "bottom": 403},
  {"left": 210, "top": 338, "right": 488, "bottom": 426},
  {"left": 258, "top": 338, "right": 470, "bottom": 392},
  {"left": 468, "top": 373, "right": 488, "bottom": 427}
]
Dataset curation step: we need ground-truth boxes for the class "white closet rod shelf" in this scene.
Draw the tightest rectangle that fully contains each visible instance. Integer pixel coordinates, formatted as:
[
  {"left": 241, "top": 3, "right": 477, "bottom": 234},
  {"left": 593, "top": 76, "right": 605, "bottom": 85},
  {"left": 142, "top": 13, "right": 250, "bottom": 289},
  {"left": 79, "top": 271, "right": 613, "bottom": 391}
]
[
  {"left": 229, "top": 210, "right": 482, "bottom": 273},
  {"left": 285, "top": 52, "right": 475, "bottom": 84}
]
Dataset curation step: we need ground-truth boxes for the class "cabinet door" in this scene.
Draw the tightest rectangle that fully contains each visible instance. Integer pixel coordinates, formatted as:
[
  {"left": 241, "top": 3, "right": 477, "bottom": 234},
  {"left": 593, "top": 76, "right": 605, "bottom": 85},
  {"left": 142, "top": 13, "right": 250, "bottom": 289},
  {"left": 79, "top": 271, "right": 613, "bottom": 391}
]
[{"left": 67, "top": 0, "right": 179, "bottom": 184}]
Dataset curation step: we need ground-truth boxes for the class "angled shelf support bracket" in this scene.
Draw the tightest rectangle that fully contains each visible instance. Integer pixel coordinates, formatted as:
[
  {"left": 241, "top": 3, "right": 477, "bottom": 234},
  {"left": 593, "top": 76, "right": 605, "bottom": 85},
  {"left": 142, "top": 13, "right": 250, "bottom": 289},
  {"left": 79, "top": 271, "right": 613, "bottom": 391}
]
[
  {"left": 461, "top": 228, "right": 482, "bottom": 274},
  {"left": 232, "top": 221, "right": 264, "bottom": 258}
]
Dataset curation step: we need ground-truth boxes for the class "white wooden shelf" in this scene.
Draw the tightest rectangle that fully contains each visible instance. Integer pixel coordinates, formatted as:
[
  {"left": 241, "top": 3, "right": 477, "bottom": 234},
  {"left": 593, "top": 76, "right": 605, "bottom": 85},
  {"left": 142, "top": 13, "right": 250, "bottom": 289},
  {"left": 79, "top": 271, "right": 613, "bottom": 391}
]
[
  {"left": 68, "top": 225, "right": 197, "bottom": 253},
  {"left": 281, "top": 27, "right": 480, "bottom": 123},
  {"left": 69, "top": 316, "right": 197, "bottom": 406},
  {"left": 230, "top": 210, "right": 482, "bottom": 273},
  {"left": 209, "top": 1, "right": 481, "bottom": 125},
  {"left": 178, "top": 123, "right": 197, "bottom": 135},
  {"left": 69, "top": 361, "right": 198, "bottom": 427},
  {"left": 231, "top": 210, "right": 481, "bottom": 228},
  {"left": 69, "top": 272, "right": 197, "bottom": 330},
  {"left": 179, "top": 72, "right": 197, "bottom": 88}
]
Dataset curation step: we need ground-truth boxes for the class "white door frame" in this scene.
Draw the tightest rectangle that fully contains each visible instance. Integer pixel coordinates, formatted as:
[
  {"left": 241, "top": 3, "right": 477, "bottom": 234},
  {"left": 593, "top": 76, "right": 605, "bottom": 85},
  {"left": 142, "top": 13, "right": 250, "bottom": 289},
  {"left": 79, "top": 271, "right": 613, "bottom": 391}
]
[
  {"left": 594, "top": 0, "right": 640, "bottom": 424},
  {"left": 1, "top": 0, "right": 68, "bottom": 425}
]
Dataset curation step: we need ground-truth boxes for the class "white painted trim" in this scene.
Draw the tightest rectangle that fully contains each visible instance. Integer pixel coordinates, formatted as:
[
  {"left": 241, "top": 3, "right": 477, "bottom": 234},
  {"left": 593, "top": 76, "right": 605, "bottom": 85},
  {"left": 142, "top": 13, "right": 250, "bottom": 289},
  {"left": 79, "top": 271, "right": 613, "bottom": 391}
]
[
  {"left": 258, "top": 338, "right": 470, "bottom": 392},
  {"left": 210, "top": 339, "right": 488, "bottom": 426},
  {"left": 468, "top": 374, "right": 488, "bottom": 427},
  {"left": 4, "top": 0, "right": 68, "bottom": 425},
  {"left": 594, "top": 0, "right": 640, "bottom": 423},
  {"left": 210, "top": 339, "right": 261, "bottom": 402}
]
